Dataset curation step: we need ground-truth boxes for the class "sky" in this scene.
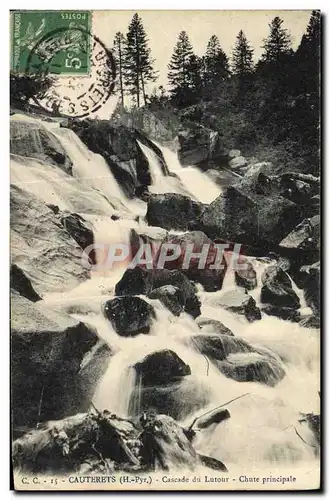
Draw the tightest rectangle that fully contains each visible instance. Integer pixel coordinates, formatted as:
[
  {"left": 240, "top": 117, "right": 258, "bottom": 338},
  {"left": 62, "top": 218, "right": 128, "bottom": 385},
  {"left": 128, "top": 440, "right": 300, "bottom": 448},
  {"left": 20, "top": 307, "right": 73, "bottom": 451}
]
[{"left": 94, "top": 9, "right": 312, "bottom": 90}]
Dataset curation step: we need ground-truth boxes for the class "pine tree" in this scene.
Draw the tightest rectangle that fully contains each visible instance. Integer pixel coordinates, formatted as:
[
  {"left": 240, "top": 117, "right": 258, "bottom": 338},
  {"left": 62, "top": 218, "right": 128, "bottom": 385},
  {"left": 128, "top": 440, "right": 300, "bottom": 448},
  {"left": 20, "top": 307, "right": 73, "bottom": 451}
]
[
  {"left": 113, "top": 32, "right": 126, "bottom": 107},
  {"left": 260, "top": 16, "right": 292, "bottom": 65},
  {"left": 124, "top": 13, "right": 157, "bottom": 107},
  {"left": 231, "top": 30, "right": 254, "bottom": 77},
  {"left": 168, "top": 31, "right": 195, "bottom": 105},
  {"left": 204, "top": 35, "right": 230, "bottom": 88}
]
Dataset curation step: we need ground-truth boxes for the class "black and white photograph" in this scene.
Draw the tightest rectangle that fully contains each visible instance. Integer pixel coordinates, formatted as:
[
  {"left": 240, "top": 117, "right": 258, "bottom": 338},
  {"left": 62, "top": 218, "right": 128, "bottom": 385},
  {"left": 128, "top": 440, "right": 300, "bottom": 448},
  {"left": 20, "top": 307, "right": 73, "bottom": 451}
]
[{"left": 9, "top": 9, "right": 321, "bottom": 491}]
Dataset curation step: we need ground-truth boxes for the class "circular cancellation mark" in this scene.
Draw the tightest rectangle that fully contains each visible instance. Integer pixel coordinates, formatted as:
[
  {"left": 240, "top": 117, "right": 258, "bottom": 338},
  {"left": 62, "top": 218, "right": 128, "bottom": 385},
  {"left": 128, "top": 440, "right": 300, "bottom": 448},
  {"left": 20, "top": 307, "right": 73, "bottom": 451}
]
[{"left": 25, "top": 26, "right": 116, "bottom": 118}]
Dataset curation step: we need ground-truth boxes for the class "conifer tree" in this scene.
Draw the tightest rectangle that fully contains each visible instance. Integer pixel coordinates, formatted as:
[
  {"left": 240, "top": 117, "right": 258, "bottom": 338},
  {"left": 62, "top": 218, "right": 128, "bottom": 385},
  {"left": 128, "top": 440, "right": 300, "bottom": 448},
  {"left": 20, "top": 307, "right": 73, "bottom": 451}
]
[
  {"left": 260, "top": 16, "right": 292, "bottom": 65},
  {"left": 231, "top": 30, "right": 254, "bottom": 77},
  {"left": 204, "top": 35, "right": 230, "bottom": 87},
  {"left": 124, "top": 13, "right": 157, "bottom": 107},
  {"left": 113, "top": 31, "right": 126, "bottom": 107},
  {"left": 168, "top": 31, "right": 196, "bottom": 104}
]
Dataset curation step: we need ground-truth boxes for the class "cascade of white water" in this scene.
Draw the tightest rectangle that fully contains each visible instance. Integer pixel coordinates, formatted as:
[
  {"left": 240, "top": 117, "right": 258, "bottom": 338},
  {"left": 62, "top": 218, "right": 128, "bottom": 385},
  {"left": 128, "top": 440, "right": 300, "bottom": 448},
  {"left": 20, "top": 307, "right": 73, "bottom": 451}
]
[
  {"left": 29, "top": 115, "right": 319, "bottom": 473},
  {"left": 155, "top": 142, "right": 222, "bottom": 204}
]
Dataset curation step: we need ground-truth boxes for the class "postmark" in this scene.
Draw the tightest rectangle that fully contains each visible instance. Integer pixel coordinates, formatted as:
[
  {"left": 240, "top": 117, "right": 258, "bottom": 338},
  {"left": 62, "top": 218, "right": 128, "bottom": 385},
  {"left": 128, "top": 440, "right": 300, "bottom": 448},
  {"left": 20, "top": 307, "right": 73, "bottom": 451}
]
[
  {"left": 11, "top": 10, "right": 92, "bottom": 75},
  {"left": 24, "top": 27, "right": 116, "bottom": 118}
]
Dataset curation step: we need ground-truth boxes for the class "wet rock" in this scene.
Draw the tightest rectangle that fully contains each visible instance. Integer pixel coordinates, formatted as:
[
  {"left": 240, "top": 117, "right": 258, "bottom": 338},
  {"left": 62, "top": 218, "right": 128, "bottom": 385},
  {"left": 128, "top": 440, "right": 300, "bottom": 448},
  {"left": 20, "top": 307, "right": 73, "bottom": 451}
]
[
  {"left": 219, "top": 352, "right": 285, "bottom": 387},
  {"left": 11, "top": 185, "right": 90, "bottom": 297},
  {"left": 10, "top": 117, "right": 73, "bottom": 174},
  {"left": 196, "top": 317, "right": 234, "bottom": 336},
  {"left": 200, "top": 171, "right": 303, "bottom": 249},
  {"left": 104, "top": 296, "right": 155, "bottom": 337},
  {"left": 10, "top": 264, "right": 41, "bottom": 302},
  {"left": 115, "top": 267, "right": 153, "bottom": 296},
  {"left": 60, "top": 213, "right": 95, "bottom": 263},
  {"left": 115, "top": 268, "right": 201, "bottom": 318},
  {"left": 217, "top": 289, "right": 262, "bottom": 322},
  {"left": 260, "top": 265, "right": 300, "bottom": 310},
  {"left": 148, "top": 285, "right": 185, "bottom": 316},
  {"left": 189, "top": 334, "right": 255, "bottom": 361},
  {"left": 160, "top": 231, "right": 227, "bottom": 292},
  {"left": 11, "top": 293, "right": 107, "bottom": 430},
  {"left": 198, "top": 454, "right": 228, "bottom": 472},
  {"left": 13, "top": 411, "right": 139, "bottom": 473},
  {"left": 133, "top": 350, "right": 191, "bottom": 386},
  {"left": 146, "top": 193, "right": 206, "bottom": 231},
  {"left": 46, "top": 204, "right": 60, "bottom": 214},
  {"left": 139, "top": 414, "right": 197, "bottom": 471},
  {"left": 195, "top": 409, "right": 231, "bottom": 430},
  {"left": 228, "top": 149, "right": 241, "bottom": 159},
  {"left": 235, "top": 259, "right": 257, "bottom": 290},
  {"left": 262, "top": 305, "right": 301, "bottom": 322}
]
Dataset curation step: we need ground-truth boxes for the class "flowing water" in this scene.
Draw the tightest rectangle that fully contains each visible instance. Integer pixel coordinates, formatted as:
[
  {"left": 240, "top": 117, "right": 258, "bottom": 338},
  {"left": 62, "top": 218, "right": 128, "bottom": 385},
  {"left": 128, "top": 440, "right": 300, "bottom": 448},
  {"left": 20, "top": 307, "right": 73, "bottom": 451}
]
[{"left": 12, "top": 116, "right": 320, "bottom": 474}]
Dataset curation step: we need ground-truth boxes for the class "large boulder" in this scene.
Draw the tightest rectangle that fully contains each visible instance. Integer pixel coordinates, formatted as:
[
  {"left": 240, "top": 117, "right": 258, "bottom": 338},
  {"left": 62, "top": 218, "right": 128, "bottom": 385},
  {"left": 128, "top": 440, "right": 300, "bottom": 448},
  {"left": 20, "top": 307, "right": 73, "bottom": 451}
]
[
  {"left": 216, "top": 289, "right": 262, "bottom": 322},
  {"left": 302, "top": 261, "right": 320, "bottom": 316},
  {"left": 103, "top": 296, "right": 156, "bottom": 337},
  {"left": 68, "top": 119, "right": 167, "bottom": 198},
  {"left": 10, "top": 116, "right": 73, "bottom": 174},
  {"left": 279, "top": 215, "right": 320, "bottom": 256},
  {"left": 60, "top": 213, "right": 95, "bottom": 263},
  {"left": 177, "top": 126, "right": 224, "bottom": 167},
  {"left": 11, "top": 293, "right": 110, "bottom": 430},
  {"left": 219, "top": 352, "right": 285, "bottom": 387},
  {"left": 146, "top": 193, "right": 205, "bottom": 231},
  {"left": 200, "top": 172, "right": 303, "bottom": 249},
  {"left": 11, "top": 185, "right": 90, "bottom": 297},
  {"left": 189, "top": 334, "right": 255, "bottom": 361},
  {"left": 159, "top": 231, "right": 227, "bottom": 292},
  {"left": 260, "top": 265, "right": 300, "bottom": 310},
  {"left": 115, "top": 268, "right": 201, "bottom": 318},
  {"left": 148, "top": 285, "right": 185, "bottom": 316},
  {"left": 133, "top": 350, "right": 191, "bottom": 386}
]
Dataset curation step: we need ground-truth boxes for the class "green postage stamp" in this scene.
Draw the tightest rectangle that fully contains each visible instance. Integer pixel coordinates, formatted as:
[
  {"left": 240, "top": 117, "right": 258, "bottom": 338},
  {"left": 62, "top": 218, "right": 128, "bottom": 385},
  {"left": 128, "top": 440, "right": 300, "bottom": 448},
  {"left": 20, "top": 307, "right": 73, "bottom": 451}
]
[{"left": 11, "top": 10, "right": 92, "bottom": 75}]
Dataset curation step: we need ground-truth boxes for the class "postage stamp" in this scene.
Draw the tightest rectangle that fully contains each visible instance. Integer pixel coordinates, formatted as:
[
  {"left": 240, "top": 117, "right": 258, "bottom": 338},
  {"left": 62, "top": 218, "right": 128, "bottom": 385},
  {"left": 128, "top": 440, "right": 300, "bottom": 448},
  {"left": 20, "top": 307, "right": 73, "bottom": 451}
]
[{"left": 11, "top": 10, "right": 92, "bottom": 75}]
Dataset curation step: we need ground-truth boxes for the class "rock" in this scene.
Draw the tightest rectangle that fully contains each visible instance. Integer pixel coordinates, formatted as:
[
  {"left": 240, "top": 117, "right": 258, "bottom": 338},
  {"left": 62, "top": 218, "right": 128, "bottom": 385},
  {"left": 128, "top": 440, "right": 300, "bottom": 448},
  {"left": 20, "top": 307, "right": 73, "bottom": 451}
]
[
  {"left": 10, "top": 264, "right": 41, "bottom": 302},
  {"left": 148, "top": 285, "right": 185, "bottom": 316},
  {"left": 200, "top": 171, "right": 303, "bottom": 249},
  {"left": 189, "top": 334, "right": 256, "bottom": 361},
  {"left": 262, "top": 305, "right": 301, "bottom": 322},
  {"left": 139, "top": 414, "right": 197, "bottom": 471},
  {"left": 196, "top": 317, "right": 234, "bottom": 336},
  {"left": 299, "top": 314, "right": 320, "bottom": 329},
  {"left": 219, "top": 352, "right": 285, "bottom": 387},
  {"left": 146, "top": 193, "right": 205, "bottom": 231},
  {"left": 115, "top": 267, "right": 153, "bottom": 296},
  {"left": 280, "top": 173, "right": 319, "bottom": 206},
  {"left": 195, "top": 409, "right": 231, "bottom": 430},
  {"left": 279, "top": 215, "right": 320, "bottom": 254},
  {"left": 11, "top": 185, "right": 90, "bottom": 297},
  {"left": 68, "top": 119, "right": 167, "bottom": 198},
  {"left": 302, "top": 261, "right": 320, "bottom": 315},
  {"left": 159, "top": 231, "right": 227, "bottom": 291},
  {"left": 235, "top": 259, "right": 257, "bottom": 290},
  {"left": 104, "top": 296, "right": 156, "bottom": 337},
  {"left": 61, "top": 213, "right": 95, "bottom": 263},
  {"left": 13, "top": 411, "right": 139, "bottom": 473},
  {"left": 198, "top": 454, "right": 228, "bottom": 472},
  {"left": 11, "top": 293, "right": 109, "bottom": 429},
  {"left": 133, "top": 350, "right": 191, "bottom": 386},
  {"left": 177, "top": 126, "right": 223, "bottom": 167},
  {"left": 10, "top": 116, "right": 73, "bottom": 174},
  {"left": 229, "top": 156, "right": 247, "bottom": 170},
  {"left": 260, "top": 265, "right": 300, "bottom": 310},
  {"left": 228, "top": 149, "right": 241, "bottom": 159},
  {"left": 115, "top": 268, "right": 201, "bottom": 318},
  {"left": 217, "top": 289, "right": 262, "bottom": 322}
]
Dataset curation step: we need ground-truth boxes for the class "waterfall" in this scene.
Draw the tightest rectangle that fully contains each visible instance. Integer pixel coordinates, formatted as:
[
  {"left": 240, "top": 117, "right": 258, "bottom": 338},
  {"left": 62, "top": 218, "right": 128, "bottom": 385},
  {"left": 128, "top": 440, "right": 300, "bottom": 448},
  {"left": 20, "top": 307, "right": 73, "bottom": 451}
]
[
  {"left": 156, "top": 142, "right": 222, "bottom": 204},
  {"left": 16, "top": 114, "right": 319, "bottom": 474}
]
